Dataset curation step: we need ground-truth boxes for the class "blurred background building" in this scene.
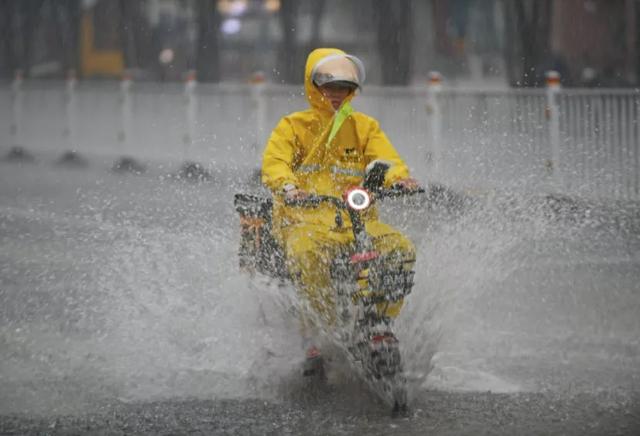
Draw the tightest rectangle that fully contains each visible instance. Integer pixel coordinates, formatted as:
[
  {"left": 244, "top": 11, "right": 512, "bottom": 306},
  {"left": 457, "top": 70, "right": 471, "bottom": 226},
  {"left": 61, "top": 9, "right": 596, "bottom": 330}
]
[{"left": 0, "top": 0, "right": 638, "bottom": 87}]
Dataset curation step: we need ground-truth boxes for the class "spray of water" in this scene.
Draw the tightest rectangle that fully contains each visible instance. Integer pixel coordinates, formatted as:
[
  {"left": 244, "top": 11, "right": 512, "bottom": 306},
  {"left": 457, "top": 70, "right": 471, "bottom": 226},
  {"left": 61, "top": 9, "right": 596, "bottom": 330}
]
[{"left": 1, "top": 163, "right": 639, "bottom": 416}]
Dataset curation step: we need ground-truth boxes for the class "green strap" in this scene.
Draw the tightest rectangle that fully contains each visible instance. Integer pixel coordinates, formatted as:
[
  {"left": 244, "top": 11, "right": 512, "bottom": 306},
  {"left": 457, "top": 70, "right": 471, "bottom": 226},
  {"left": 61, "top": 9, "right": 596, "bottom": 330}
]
[{"left": 326, "top": 102, "right": 353, "bottom": 148}]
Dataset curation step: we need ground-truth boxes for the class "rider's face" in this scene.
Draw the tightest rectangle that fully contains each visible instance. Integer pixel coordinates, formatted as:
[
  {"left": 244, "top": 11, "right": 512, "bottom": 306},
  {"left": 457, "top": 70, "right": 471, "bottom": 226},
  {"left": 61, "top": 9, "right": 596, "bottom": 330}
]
[{"left": 319, "top": 84, "right": 353, "bottom": 110}]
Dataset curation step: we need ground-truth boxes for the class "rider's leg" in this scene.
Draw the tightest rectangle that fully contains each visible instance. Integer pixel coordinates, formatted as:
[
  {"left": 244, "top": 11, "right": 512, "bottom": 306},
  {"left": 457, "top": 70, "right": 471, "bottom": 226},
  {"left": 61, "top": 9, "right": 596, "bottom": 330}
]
[
  {"left": 282, "top": 220, "right": 416, "bottom": 322},
  {"left": 283, "top": 224, "right": 351, "bottom": 374},
  {"left": 283, "top": 223, "right": 351, "bottom": 325},
  {"left": 365, "top": 221, "right": 416, "bottom": 319}
]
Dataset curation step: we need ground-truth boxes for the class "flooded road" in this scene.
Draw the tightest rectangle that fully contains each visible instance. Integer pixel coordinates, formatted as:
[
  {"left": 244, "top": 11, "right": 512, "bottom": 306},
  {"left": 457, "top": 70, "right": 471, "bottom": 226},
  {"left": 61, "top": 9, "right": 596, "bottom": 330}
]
[
  {"left": 2, "top": 390, "right": 639, "bottom": 435},
  {"left": 1, "top": 159, "right": 639, "bottom": 434}
]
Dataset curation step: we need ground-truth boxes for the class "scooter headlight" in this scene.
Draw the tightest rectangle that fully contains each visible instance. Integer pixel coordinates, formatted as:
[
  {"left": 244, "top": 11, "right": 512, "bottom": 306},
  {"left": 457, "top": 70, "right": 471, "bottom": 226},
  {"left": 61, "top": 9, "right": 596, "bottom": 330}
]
[{"left": 346, "top": 188, "right": 371, "bottom": 211}]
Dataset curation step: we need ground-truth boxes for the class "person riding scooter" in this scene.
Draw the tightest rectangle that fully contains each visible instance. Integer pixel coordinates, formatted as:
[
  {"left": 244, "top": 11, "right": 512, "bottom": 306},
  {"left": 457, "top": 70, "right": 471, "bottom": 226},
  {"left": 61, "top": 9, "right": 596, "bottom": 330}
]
[{"left": 261, "top": 48, "right": 421, "bottom": 371}]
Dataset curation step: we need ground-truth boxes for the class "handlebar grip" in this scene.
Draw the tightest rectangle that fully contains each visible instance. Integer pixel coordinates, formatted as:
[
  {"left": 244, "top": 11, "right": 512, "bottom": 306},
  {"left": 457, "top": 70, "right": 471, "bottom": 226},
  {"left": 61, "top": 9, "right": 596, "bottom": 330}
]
[
  {"left": 382, "top": 185, "right": 426, "bottom": 198},
  {"left": 284, "top": 196, "right": 321, "bottom": 207},
  {"left": 284, "top": 194, "right": 345, "bottom": 209}
]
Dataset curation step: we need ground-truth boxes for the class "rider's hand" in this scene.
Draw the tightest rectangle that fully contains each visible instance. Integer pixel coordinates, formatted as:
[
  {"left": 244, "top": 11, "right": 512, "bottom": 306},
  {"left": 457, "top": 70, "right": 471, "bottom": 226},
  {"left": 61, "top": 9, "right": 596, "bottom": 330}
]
[
  {"left": 285, "top": 188, "right": 309, "bottom": 201},
  {"left": 283, "top": 184, "right": 309, "bottom": 201},
  {"left": 393, "top": 178, "right": 421, "bottom": 191}
]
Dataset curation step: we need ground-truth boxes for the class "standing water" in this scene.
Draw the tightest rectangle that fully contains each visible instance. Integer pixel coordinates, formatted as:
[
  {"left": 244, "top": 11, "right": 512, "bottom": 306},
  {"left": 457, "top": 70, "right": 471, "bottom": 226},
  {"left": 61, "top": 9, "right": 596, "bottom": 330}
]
[{"left": 1, "top": 159, "right": 639, "bottom": 434}]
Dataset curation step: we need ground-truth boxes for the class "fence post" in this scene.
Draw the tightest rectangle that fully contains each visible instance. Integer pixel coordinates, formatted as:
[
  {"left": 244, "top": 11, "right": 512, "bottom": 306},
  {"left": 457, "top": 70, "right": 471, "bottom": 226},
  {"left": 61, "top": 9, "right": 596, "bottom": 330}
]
[
  {"left": 426, "top": 71, "right": 443, "bottom": 177},
  {"left": 546, "top": 70, "right": 562, "bottom": 188},
  {"left": 5, "top": 70, "right": 34, "bottom": 162},
  {"left": 250, "top": 71, "right": 266, "bottom": 156},
  {"left": 10, "top": 69, "right": 23, "bottom": 146},
  {"left": 113, "top": 71, "right": 144, "bottom": 173},
  {"left": 119, "top": 70, "right": 133, "bottom": 150},
  {"left": 58, "top": 69, "right": 87, "bottom": 166},
  {"left": 184, "top": 69, "right": 197, "bottom": 161},
  {"left": 177, "top": 70, "right": 210, "bottom": 181},
  {"left": 65, "top": 69, "right": 77, "bottom": 149}
]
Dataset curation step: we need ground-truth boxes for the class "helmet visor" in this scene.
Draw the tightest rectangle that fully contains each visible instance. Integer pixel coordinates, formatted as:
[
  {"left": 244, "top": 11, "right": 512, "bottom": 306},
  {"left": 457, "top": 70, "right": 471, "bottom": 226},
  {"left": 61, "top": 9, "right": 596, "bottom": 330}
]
[{"left": 311, "top": 54, "right": 366, "bottom": 89}]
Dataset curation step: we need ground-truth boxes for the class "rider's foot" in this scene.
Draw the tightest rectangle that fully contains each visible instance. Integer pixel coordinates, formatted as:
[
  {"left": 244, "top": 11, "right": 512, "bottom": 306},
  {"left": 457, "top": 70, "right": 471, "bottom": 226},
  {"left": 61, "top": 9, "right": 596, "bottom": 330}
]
[
  {"left": 365, "top": 329, "right": 402, "bottom": 378},
  {"left": 302, "top": 345, "right": 324, "bottom": 377},
  {"left": 306, "top": 345, "right": 321, "bottom": 359},
  {"left": 365, "top": 319, "right": 396, "bottom": 347},
  {"left": 369, "top": 331, "right": 399, "bottom": 351},
  {"left": 391, "top": 400, "right": 410, "bottom": 418}
]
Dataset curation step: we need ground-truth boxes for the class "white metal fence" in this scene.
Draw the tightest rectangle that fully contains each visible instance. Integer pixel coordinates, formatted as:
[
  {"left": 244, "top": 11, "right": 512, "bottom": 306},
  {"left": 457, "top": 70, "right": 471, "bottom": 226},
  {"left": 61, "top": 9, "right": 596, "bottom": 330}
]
[
  {"left": 426, "top": 87, "right": 640, "bottom": 200},
  {"left": 557, "top": 90, "right": 640, "bottom": 200},
  {"left": 1, "top": 78, "right": 639, "bottom": 200}
]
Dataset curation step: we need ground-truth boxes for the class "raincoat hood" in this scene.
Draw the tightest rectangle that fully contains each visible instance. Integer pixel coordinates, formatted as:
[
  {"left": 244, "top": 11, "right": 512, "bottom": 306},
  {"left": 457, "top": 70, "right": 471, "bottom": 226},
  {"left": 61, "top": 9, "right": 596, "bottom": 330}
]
[{"left": 305, "top": 48, "right": 364, "bottom": 115}]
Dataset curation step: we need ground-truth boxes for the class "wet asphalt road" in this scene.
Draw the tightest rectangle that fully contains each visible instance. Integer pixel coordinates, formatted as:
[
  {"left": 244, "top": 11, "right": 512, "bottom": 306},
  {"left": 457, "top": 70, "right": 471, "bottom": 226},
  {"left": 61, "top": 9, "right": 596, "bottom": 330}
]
[
  {"left": 2, "top": 159, "right": 640, "bottom": 435},
  {"left": 1, "top": 389, "right": 639, "bottom": 435}
]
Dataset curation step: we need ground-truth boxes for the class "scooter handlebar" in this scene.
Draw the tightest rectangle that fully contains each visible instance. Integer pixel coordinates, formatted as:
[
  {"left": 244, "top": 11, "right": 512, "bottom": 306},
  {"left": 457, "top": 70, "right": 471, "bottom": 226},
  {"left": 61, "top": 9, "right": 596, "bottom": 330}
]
[
  {"left": 283, "top": 194, "right": 345, "bottom": 209},
  {"left": 376, "top": 185, "right": 426, "bottom": 199},
  {"left": 283, "top": 186, "right": 424, "bottom": 208}
]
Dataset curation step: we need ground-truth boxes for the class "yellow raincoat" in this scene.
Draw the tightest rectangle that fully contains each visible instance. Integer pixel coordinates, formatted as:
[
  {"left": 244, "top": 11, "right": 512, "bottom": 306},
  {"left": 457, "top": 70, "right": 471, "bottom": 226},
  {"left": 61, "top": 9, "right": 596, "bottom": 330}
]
[{"left": 261, "top": 48, "right": 416, "bottom": 322}]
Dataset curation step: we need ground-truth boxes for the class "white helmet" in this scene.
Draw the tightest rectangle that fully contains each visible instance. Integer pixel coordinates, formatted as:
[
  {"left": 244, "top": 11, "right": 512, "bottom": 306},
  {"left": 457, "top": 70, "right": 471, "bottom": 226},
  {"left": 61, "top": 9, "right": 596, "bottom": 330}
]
[{"left": 311, "top": 54, "right": 366, "bottom": 90}]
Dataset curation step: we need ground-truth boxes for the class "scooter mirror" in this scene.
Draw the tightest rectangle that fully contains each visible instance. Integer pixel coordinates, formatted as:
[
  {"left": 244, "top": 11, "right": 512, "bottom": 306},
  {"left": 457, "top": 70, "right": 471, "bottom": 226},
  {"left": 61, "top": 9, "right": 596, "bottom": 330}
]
[{"left": 363, "top": 160, "right": 390, "bottom": 192}]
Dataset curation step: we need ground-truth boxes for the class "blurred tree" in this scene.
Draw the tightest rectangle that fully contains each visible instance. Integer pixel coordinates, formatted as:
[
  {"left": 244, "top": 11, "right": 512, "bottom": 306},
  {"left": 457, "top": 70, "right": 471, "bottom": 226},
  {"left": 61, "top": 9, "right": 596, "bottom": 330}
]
[
  {"left": 0, "top": 0, "right": 18, "bottom": 77},
  {"left": 308, "top": 0, "right": 325, "bottom": 52},
  {"left": 636, "top": 0, "right": 640, "bottom": 84},
  {"left": 373, "top": 0, "right": 413, "bottom": 85},
  {"left": 119, "top": 0, "right": 152, "bottom": 72},
  {"left": 503, "top": 0, "right": 552, "bottom": 87},
  {"left": 0, "top": 0, "right": 81, "bottom": 79},
  {"left": 52, "top": 0, "right": 81, "bottom": 75},
  {"left": 277, "top": 0, "right": 301, "bottom": 83},
  {"left": 196, "top": 0, "right": 220, "bottom": 82},
  {"left": 9, "top": 0, "right": 46, "bottom": 77},
  {"left": 296, "top": 0, "right": 325, "bottom": 73}
]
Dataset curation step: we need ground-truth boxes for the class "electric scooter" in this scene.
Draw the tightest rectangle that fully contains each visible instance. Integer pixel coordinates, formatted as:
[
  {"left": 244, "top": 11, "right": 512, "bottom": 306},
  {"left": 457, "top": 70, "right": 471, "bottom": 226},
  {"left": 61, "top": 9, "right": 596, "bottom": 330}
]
[{"left": 234, "top": 162, "right": 422, "bottom": 416}]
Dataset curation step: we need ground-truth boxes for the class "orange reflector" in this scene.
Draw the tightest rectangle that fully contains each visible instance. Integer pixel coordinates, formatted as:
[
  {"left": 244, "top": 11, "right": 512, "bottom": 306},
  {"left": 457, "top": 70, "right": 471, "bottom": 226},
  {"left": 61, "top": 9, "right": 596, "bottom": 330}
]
[{"left": 350, "top": 251, "right": 379, "bottom": 263}]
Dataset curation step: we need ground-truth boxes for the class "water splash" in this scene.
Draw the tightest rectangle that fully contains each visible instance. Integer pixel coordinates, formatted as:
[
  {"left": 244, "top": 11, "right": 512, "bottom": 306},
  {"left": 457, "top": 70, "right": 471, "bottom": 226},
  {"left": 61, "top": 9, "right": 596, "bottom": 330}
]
[{"left": 1, "top": 163, "right": 639, "bottom": 417}]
